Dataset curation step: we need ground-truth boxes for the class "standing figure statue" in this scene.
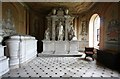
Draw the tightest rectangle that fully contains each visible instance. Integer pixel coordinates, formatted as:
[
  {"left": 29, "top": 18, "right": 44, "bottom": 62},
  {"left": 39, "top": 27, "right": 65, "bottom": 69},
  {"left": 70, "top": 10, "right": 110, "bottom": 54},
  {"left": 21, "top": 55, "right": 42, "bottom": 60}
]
[
  {"left": 68, "top": 23, "right": 75, "bottom": 40},
  {"left": 58, "top": 21, "right": 64, "bottom": 41},
  {"left": 44, "top": 28, "right": 50, "bottom": 40}
]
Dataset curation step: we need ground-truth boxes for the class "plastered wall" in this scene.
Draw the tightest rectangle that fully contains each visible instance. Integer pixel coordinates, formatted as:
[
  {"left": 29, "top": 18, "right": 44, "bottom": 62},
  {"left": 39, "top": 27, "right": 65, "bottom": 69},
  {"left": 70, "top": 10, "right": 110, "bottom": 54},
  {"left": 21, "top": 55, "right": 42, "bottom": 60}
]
[
  {"left": 76, "top": 2, "right": 120, "bottom": 53},
  {"left": 2, "top": 2, "right": 28, "bottom": 35}
]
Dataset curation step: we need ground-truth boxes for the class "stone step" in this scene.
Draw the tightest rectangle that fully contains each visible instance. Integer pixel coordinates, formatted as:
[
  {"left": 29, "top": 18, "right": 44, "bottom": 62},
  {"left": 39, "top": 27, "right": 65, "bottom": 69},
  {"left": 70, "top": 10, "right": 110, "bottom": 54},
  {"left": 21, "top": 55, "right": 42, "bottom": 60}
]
[{"left": 38, "top": 53, "right": 83, "bottom": 57}]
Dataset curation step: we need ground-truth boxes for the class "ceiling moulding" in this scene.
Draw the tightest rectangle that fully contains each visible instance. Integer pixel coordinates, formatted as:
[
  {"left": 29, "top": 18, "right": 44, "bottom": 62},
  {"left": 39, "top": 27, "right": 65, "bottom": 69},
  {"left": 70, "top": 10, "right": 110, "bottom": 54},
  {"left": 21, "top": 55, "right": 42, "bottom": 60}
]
[
  {"left": 2, "top": 0, "right": 89, "bottom": 2},
  {"left": 19, "top": 2, "right": 30, "bottom": 10},
  {"left": 1, "top": 0, "right": 120, "bottom": 2},
  {"left": 24, "top": 2, "right": 95, "bottom": 16}
]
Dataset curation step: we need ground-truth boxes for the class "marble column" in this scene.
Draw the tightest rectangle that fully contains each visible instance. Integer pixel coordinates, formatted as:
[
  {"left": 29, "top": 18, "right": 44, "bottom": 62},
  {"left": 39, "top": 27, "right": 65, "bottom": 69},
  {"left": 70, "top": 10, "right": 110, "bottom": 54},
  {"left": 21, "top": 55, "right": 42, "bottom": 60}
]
[
  {"left": 51, "top": 15, "right": 56, "bottom": 40},
  {"left": 64, "top": 15, "right": 70, "bottom": 40},
  {"left": 64, "top": 16, "right": 74, "bottom": 40},
  {"left": 46, "top": 17, "right": 51, "bottom": 28},
  {"left": 46, "top": 17, "right": 51, "bottom": 38}
]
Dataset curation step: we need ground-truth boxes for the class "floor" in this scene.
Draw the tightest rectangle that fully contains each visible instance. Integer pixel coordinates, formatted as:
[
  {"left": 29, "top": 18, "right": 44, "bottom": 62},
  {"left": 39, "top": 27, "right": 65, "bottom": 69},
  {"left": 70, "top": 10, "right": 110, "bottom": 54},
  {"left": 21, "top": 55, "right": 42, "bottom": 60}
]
[{"left": 2, "top": 53, "right": 119, "bottom": 78}]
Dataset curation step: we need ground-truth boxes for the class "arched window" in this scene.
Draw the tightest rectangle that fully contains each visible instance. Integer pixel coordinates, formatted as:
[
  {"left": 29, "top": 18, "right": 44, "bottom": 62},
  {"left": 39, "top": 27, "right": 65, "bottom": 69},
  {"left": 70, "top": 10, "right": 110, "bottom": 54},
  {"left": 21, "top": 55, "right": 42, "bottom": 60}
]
[{"left": 89, "top": 14, "right": 100, "bottom": 49}]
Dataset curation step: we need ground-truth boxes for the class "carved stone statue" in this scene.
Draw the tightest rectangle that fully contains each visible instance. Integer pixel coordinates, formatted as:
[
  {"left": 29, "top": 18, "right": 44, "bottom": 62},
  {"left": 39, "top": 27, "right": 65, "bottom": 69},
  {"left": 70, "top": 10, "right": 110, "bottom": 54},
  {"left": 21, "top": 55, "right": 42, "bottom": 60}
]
[
  {"left": 68, "top": 23, "right": 75, "bottom": 40},
  {"left": 44, "top": 28, "right": 50, "bottom": 40},
  {"left": 58, "top": 22, "right": 64, "bottom": 41}
]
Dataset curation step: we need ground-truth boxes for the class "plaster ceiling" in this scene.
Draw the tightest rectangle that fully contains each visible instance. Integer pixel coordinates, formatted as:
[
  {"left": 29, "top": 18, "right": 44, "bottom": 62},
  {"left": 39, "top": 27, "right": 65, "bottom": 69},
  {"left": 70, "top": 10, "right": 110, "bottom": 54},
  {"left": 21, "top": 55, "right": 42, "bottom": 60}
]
[{"left": 25, "top": 2, "right": 95, "bottom": 15}]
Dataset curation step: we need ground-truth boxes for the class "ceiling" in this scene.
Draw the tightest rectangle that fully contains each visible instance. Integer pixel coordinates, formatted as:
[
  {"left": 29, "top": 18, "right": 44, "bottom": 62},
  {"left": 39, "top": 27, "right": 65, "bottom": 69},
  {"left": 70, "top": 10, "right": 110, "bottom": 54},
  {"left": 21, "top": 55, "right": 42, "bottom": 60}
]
[{"left": 25, "top": 2, "right": 95, "bottom": 15}]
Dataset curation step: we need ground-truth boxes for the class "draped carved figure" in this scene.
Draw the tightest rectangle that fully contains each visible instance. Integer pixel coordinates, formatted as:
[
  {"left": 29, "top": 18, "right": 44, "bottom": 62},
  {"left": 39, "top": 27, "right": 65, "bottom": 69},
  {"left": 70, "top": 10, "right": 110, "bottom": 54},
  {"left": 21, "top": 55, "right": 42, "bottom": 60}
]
[
  {"left": 44, "top": 28, "right": 50, "bottom": 40},
  {"left": 58, "top": 22, "right": 64, "bottom": 41},
  {"left": 68, "top": 23, "right": 75, "bottom": 40}
]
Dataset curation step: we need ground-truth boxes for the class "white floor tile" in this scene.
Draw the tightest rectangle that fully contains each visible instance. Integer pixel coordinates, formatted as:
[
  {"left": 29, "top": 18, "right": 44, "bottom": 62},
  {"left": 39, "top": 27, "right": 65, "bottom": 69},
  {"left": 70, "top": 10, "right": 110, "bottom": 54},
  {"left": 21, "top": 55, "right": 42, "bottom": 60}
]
[{"left": 2, "top": 57, "right": 119, "bottom": 78}]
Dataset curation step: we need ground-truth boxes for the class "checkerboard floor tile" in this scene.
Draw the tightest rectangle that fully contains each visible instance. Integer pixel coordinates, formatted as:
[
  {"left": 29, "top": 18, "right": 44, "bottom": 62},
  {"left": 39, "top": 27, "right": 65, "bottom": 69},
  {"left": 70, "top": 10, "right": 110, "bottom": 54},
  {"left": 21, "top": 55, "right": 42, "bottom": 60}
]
[{"left": 2, "top": 56, "right": 119, "bottom": 78}]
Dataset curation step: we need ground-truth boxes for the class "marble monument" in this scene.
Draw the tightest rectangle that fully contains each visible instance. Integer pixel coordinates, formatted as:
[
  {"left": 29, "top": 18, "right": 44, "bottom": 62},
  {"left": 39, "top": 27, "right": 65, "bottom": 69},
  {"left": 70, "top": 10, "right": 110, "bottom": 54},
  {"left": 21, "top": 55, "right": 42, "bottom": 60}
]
[{"left": 42, "top": 8, "right": 80, "bottom": 55}]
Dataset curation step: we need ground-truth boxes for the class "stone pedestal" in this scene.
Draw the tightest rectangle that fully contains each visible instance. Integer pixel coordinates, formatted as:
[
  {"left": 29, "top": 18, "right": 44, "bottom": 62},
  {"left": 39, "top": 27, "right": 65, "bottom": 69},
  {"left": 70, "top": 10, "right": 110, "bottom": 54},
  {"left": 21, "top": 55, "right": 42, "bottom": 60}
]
[
  {"left": 69, "top": 41, "right": 79, "bottom": 54},
  {"left": 6, "top": 35, "right": 37, "bottom": 69},
  {"left": 0, "top": 45, "right": 9, "bottom": 76},
  {"left": 42, "top": 41, "right": 81, "bottom": 55},
  {"left": 55, "top": 41, "right": 69, "bottom": 54},
  {"left": 42, "top": 40, "right": 54, "bottom": 54}
]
